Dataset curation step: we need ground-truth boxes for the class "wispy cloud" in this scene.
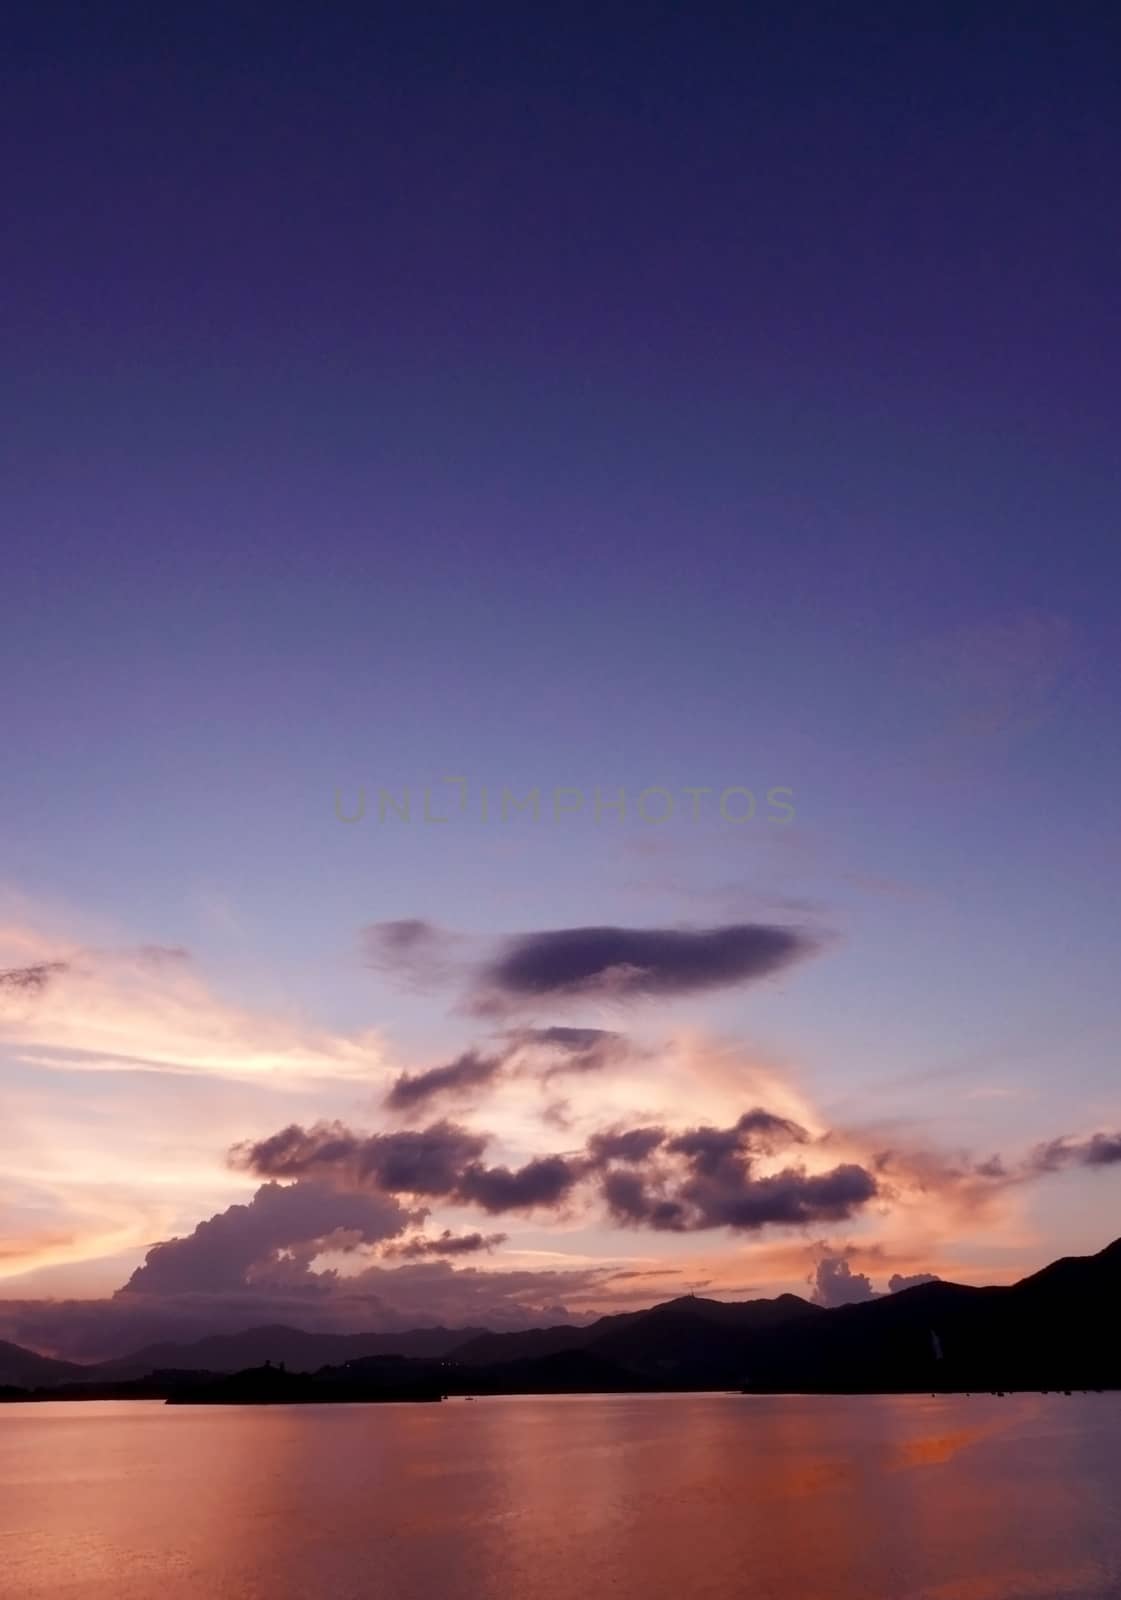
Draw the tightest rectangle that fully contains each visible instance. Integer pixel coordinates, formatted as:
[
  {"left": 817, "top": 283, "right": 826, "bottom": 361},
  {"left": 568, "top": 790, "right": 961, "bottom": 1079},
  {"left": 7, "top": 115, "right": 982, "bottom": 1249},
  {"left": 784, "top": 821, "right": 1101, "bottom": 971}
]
[{"left": 0, "top": 924, "right": 388, "bottom": 1086}]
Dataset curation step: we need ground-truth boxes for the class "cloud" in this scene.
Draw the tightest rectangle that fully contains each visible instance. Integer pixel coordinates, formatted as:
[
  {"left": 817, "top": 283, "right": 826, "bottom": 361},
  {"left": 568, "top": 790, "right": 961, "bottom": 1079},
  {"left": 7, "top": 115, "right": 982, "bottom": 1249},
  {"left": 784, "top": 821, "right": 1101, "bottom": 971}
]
[
  {"left": 234, "top": 1120, "right": 489, "bottom": 1197},
  {"left": 381, "top": 1028, "right": 631, "bottom": 1113},
  {"left": 385, "top": 1051, "right": 503, "bottom": 1110},
  {"left": 363, "top": 920, "right": 465, "bottom": 991},
  {"left": 122, "top": 1180, "right": 409, "bottom": 1295},
  {"left": 235, "top": 1105, "right": 875, "bottom": 1235},
  {"left": 597, "top": 1108, "right": 874, "bottom": 1234},
  {"left": 235, "top": 1119, "right": 585, "bottom": 1217},
  {"left": 888, "top": 1271, "right": 941, "bottom": 1293},
  {"left": 809, "top": 1252, "right": 880, "bottom": 1307},
  {"left": 665, "top": 1109, "right": 809, "bottom": 1173},
  {"left": 0, "top": 928, "right": 388, "bottom": 1085},
  {"left": 0, "top": 961, "right": 69, "bottom": 1001},
  {"left": 587, "top": 1127, "right": 667, "bottom": 1165},
  {"left": 506, "top": 1026, "right": 629, "bottom": 1079},
  {"left": 361, "top": 918, "right": 819, "bottom": 1018},
  {"left": 456, "top": 1155, "right": 584, "bottom": 1214},
  {"left": 676, "top": 1164, "right": 878, "bottom": 1232},
  {"left": 472, "top": 923, "right": 818, "bottom": 1012},
  {"left": 383, "top": 1230, "right": 508, "bottom": 1260},
  {"left": 1026, "top": 1132, "right": 1121, "bottom": 1174}
]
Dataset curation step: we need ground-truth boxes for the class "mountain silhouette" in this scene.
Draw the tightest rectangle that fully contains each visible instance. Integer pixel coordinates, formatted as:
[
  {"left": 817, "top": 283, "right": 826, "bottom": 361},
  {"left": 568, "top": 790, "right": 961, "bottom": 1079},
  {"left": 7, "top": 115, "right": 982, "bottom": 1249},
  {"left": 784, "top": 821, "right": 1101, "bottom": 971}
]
[
  {"left": 3, "top": 1237, "right": 1119, "bottom": 1399},
  {"left": 0, "top": 1339, "right": 86, "bottom": 1389},
  {"left": 88, "top": 1322, "right": 487, "bottom": 1382}
]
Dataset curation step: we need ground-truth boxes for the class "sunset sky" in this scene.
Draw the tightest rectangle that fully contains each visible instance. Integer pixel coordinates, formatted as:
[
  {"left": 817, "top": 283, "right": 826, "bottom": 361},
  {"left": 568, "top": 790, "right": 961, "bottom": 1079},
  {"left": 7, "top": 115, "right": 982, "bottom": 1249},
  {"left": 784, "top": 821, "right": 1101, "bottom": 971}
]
[{"left": 3, "top": 4, "right": 1120, "bottom": 1361}]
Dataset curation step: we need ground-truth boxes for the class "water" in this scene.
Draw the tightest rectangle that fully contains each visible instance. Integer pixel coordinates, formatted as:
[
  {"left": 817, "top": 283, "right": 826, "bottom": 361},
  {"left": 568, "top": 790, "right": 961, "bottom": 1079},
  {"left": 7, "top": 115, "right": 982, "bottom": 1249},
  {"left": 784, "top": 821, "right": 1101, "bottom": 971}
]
[{"left": 1, "top": 1393, "right": 1118, "bottom": 1599}]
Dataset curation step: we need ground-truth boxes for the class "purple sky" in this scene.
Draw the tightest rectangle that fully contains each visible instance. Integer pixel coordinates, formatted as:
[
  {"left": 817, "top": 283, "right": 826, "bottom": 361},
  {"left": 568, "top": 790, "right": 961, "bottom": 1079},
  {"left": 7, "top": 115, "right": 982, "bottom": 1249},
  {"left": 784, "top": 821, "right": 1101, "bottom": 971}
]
[{"left": 2, "top": 4, "right": 1120, "bottom": 1357}]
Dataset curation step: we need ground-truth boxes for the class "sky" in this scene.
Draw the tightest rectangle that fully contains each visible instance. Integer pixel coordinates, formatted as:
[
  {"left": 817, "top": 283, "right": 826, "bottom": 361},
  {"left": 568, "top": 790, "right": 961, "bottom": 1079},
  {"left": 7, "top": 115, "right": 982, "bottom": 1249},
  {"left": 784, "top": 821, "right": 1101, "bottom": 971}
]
[{"left": 2, "top": 2, "right": 1120, "bottom": 1361}]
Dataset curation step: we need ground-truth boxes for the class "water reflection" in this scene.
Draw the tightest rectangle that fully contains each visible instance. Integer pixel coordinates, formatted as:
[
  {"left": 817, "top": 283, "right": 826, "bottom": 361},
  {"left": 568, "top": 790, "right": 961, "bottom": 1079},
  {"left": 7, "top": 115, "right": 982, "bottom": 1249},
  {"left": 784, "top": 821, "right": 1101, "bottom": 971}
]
[{"left": 0, "top": 1393, "right": 1118, "bottom": 1600}]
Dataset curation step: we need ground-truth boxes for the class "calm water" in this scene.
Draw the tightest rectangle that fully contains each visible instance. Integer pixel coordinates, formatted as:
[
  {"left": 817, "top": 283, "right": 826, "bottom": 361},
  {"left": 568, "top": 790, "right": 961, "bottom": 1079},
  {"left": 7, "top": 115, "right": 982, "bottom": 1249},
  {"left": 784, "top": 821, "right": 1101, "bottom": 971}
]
[{"left": 1, "top": 1393, "right": 1119, "bottom": 1600}]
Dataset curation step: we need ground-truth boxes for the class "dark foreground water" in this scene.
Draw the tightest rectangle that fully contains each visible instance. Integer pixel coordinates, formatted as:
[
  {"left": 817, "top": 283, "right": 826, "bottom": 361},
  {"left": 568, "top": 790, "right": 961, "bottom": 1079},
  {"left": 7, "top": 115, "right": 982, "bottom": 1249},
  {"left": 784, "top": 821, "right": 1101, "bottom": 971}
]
[{"left": 1, "top": 1392, "right": 1119, "bottom": 1600}]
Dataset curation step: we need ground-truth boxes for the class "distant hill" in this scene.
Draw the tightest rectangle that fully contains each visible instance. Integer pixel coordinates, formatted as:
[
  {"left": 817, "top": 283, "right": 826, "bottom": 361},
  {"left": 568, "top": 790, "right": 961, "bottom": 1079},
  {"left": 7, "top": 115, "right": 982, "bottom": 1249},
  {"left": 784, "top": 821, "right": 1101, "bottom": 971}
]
[
  {"left": 0, "top": 1339, "right": 85, "bottom": 1389},
  {"left": 3, "top": 1237, "right": 1119, "bottom": 1398},
  {"left": 89, "top": 1322, "right": 488, "bottom": 1381}
]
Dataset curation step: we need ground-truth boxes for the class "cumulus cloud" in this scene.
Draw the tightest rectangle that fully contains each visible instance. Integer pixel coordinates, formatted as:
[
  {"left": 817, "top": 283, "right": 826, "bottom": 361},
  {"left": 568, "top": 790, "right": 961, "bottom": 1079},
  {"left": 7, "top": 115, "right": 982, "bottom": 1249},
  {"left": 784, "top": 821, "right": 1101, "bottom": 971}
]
[
  {"left": 888, "top": 1271, "right": 941, "bottom": 1293},
  {"left": 809, "top": 1252, "right": 880, "bottom": 1307},
  {"left": 235, "top": 1103, "right": 877, "bottom": 1238},
  {"left": 234, "top": 1119, "right": 585, "bottom": 1217},
  {"left": 472, "top": 923, "right": 817, "bottom": 1012},
  {"left": 122, "top": 1180, "right": 409, "bottom": 1295},
  {"left": 597, "top": 1109, "right": 872, "bottom": 1233},
  {"left": 456, "top": 1155, "right": 584, "bottom": 1214},
  {"left": 235, "top": 1120, "right": 490, "bottom": 1197},
  {"left": 587, "top": 1127, "right": 667, "bottom": 1165}
]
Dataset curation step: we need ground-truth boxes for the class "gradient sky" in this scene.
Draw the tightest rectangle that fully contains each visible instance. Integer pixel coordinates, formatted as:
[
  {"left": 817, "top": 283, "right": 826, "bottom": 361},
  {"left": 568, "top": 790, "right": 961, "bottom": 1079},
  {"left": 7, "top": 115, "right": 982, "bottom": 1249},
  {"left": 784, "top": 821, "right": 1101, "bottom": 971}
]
[{"left": 2, "top": 3, "right": 1120, "bottom": 1359}]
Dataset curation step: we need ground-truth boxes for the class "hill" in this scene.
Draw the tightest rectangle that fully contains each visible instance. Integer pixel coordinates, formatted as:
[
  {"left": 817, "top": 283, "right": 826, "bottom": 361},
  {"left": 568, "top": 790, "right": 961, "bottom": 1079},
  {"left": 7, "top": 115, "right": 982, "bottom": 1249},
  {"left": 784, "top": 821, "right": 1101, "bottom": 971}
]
[
  {"left": 89, "top": 1322, "right": 487, "bottom": 1381},
  {"left": 0, "top": 1338, "right": 86, "bottom": 1389}
]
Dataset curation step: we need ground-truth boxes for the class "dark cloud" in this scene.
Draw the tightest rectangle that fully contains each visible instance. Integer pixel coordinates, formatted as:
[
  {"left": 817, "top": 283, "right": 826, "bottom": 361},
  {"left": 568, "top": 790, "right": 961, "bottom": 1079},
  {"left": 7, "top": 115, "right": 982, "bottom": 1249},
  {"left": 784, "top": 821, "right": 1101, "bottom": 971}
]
[
  {"left": 235, "top": 1121, "right": 583, "bottom": 1216},
  {"left": 0, "top": 961, "right": 68, "bottom": 999},
  {"left": 663, "top": 1109, "right": 809, "bottom": 1178},
  {"left": 383, "top": 1230, "right": 507, "bottom": 1259},
  {"left": 1083, "top": 1134, "right": 1121, "bottom": 1166},
  {"left": 236, "top": 1106, "right": 874, "bottom": 1235},
  {"left": 677, "top": 1164, "right": 877, "bottom": 1232},
  {"left": 473, "top": 922, "right": 817, "bottom": 1010},
  {"left": 587, "top": 1127, "right": 667, "bottom": 1165},
  {"left": 234, "top": 1119, "right": 490, "bottom": 1197},
  {"left": 888, "top": 1271, "right": 941, "bottom": 1293},
  {"left": 598, "top": 1109, "right": 874, "bottom": 1234},
  {"left": 1027, "top": 1132, "right": 1121, "bottom": 1174},
  {"left": 735, "top": 1109, "right": 812, "bottom": 1149},
  {"left": 123, "top": 1181, "right": 409, "bottom": 1296},
  {"left": 602, "top": 1169, "right": 687, "bottom": 1230},
  {"left": 382, "top": 1028, "right": 631, "bottom": 1111},
  {"left": 456, "top": 1155, "right": 585, "bottom": 1214},
  {"left": 385, "top": 1051, "right": 503, "bottom": 1110},
  {"left": 810, "top": 1253, "right": 880, "bottom": 1307}
]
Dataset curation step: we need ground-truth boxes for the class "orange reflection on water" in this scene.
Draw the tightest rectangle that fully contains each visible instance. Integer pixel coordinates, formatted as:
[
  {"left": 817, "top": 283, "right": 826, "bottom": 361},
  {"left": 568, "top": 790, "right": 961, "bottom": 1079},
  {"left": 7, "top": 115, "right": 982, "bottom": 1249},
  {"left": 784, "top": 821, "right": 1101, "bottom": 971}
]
[{"left": 0, "top": 1392, "right": 1116, "bottom": 1600}]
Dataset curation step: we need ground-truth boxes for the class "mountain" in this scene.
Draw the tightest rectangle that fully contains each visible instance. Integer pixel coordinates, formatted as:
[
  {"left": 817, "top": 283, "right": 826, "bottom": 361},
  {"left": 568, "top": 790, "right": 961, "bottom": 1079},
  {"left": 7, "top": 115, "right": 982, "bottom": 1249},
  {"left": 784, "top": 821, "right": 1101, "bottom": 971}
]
[
  {"left": 4, "top": 1237, "right": 1120, "bottom": 1398},
  {"left": 449, "top": 1292, "right": 818, "bottom": 1370},
  {"left": 735, "top": 1237, "right": 1121, "bottom": 1393},
  {"left": 0, "top": 1339, "right": 85, "bottom": 1389},
  {"left": 89, "top": 1322, "right": 487, "bottom": 1381}
]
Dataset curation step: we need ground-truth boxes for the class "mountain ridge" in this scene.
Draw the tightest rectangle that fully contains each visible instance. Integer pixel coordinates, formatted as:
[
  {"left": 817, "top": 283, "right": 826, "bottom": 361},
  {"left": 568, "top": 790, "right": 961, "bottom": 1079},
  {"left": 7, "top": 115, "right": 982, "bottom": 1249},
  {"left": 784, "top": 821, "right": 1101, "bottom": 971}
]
[{"left": 3, "top": 1236, "right": 1118, "bottom": 1394}]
